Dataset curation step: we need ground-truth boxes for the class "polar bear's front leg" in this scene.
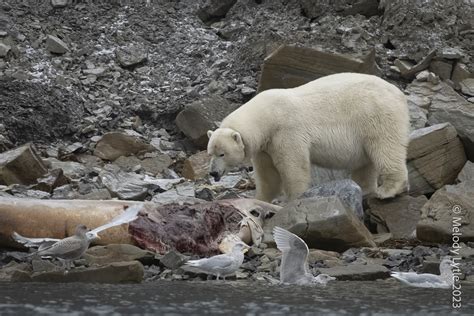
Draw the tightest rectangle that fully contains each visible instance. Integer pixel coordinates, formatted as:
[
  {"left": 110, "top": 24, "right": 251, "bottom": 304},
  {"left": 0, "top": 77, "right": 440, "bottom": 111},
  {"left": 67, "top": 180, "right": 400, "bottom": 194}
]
[
  {"left": 253, "top": 151, "right": 282, "bottom": 202},
  {"left": 272, "top": 147, "right": 311, "bottom": 201}
]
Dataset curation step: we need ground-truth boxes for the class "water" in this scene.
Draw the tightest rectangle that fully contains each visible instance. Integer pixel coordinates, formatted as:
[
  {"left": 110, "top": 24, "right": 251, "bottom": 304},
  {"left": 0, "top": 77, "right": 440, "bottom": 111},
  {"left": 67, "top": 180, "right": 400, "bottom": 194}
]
[{"left": 0, "top": 280, "right": 472, "bottom": 315}]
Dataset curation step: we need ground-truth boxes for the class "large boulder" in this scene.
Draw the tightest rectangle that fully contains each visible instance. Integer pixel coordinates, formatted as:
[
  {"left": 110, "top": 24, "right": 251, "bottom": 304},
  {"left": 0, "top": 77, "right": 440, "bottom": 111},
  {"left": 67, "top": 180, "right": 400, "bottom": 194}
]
[
  {"left": 258, "top": 45, "right": 376, "bottom": 92},
  {"left": 263, "top": 196, "right": 375, "bottom": 252},
  {"left": 407, "top": 123, "right": 467, "bottom": 196},
  {"left": 303, "top": 179, "right": 363, "bottom": 220},
  {"left": 181, "top": 151, "right": 211, "bottom": 180},
  {"left": 176, "top": 96, "right": 238, "bottom": 148},
  {"left": 417, "top": 181, "right": 474, "bottom": 243},
  {"left": 367, "top": 195, "right": 428, "bottom": 239},
  {"left": 84, "top": 244, "right": 155, "bottom": 266}
]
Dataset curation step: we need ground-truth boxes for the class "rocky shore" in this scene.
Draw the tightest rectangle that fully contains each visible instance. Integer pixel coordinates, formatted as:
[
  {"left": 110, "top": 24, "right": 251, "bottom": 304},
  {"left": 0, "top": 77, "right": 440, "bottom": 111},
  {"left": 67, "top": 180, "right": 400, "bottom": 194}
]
[{"left": 0, "top": 0, "right": 473, "bottom": 285}]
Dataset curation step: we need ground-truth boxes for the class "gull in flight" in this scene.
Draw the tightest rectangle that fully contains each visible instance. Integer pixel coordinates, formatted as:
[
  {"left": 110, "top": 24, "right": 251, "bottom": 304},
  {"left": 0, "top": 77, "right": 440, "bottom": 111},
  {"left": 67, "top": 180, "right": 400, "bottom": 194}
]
[{"left": 273, "top": 226, "right": 335, "bottom": 286}]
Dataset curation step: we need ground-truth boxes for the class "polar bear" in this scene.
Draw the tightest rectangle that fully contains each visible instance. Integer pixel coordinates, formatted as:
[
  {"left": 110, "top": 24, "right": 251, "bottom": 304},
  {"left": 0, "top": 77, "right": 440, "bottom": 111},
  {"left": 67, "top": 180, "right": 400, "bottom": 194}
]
[{"left": 207, "top": 73, "right": 409, "bottom": 202}]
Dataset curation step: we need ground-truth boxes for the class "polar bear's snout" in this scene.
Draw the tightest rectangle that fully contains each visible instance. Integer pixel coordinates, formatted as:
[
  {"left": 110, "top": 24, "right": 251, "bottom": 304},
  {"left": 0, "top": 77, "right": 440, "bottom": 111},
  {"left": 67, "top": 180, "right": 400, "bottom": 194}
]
[{"left": 209, "top": 171, "right": 221, "bottom": 181}]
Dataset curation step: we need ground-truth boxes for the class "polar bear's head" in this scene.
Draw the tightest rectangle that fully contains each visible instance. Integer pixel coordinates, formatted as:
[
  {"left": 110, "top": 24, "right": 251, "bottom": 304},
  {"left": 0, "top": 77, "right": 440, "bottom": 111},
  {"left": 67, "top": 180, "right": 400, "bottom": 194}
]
[{"left": 207, "top": 127, "right": 245, "bottom": 181}]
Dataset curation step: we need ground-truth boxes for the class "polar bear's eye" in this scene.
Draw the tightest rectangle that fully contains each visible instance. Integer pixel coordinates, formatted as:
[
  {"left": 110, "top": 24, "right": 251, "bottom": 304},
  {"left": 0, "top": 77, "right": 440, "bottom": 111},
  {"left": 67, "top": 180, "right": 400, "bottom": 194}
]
[{"left": 219, "top": 153, "right": 225, "bottom": 157}]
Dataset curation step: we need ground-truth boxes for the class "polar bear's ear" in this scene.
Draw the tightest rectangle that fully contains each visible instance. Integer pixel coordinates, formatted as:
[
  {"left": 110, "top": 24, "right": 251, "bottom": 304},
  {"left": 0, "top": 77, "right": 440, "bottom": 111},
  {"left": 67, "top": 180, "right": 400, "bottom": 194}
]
[
  {"left": 207, "top": 130, "right": 213, "bottom": 139},
  {"left": 231, "top": 131, "right": 242, "bottom": 144}
]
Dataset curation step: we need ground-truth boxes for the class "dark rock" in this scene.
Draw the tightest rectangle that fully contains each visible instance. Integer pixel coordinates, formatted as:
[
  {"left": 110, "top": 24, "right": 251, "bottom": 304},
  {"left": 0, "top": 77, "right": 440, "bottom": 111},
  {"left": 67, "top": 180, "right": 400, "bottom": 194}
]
[
  {"left": 317, "top": 264, "right": 390, "bottom": 281},
  {"left": 197, "top": 0, "right": 237, "bottom": 24},
  {"left": 429, "top": 60, "right": 453, "bottom": 81},
  {"left": 33, "top": 168, "right": 69, "bottom": 193},
  {"left": 159, "top": 250, "right": 187, "bottom": 270},
  {"left": 0, "top": 261, "right": 32, "bottom": 282},
  {"left": 31, "top": 261, "right": 144, "bottom": 283},
  {"left": 367, "top": 195, "right": 428, "bottom": 239},
  {"left": 45, "top": 35, "right": 68, "bottom": 54},
  {"left": 303, "top": 179, "right": 364, "bottom": 220}
]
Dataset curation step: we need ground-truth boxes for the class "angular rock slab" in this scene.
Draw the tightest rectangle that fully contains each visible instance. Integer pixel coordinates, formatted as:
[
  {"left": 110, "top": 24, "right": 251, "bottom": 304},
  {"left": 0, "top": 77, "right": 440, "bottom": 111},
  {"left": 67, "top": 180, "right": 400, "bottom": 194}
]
[
  {"left": 94, "top": 131, "right": 155, "bottom": 161},
  {"left": 367, "top": 195, "right": 428, "bottom": 239},
  {"left": 176, "top": 96, "right": 238, "bottom": 148},
  {"left": 30, "top": 261, "right": 144, "bottom": 283},
  {"left": 417, "top": 181, "right": 474, "bottom": 243},
  {"left": 407, "top": 123, "right": 467, "bottom": 196},
  {"left": 317, "top": 264, "right": 390, "bottom": 281},
  {"left": 264, "top": 196, "right": 375, "bottom": 252},
  {"left": 258, "top": 45, "right": 376, "bottom": 92},
  {"left": 181, "top": 150, "right": 211, "bottom": 180},
  {"left": 0, "top": 144, "right": 47, "bottom": 185}
]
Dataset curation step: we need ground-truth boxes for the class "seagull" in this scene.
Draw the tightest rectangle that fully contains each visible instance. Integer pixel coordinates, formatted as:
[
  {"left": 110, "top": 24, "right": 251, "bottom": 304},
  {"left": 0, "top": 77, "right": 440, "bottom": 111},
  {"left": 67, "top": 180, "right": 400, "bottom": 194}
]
[
  {"left": 273, "top": 226, "right": 335, "bottom": 286},
  {"left": 390, "top": 257, "right": 453, "bottom": 289},
  {"left": 13, "top": 204, "right": 142, "bottom": 270},
  {"left": 183, "top": 241, "right": 250, "bottom": 280},
  {"left": 13, "top": 204, "right": 142, "bottom": 248},
  {"left": 26, "top": 224, "right": 90, "bottom": 270}
]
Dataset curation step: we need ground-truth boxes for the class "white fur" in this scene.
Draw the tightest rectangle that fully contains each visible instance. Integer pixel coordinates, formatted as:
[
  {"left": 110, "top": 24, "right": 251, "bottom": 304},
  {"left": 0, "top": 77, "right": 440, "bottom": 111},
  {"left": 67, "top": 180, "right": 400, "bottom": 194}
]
[{"left": 207, "top": 73, "right": 409, "bottom": 202}]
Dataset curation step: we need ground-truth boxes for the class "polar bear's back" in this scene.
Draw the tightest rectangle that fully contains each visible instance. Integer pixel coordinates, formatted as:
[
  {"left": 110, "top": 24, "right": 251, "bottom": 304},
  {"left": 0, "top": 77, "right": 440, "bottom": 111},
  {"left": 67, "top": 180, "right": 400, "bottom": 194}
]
[{"left": 223, "top": 73, "right": 408, "bottom": 133}]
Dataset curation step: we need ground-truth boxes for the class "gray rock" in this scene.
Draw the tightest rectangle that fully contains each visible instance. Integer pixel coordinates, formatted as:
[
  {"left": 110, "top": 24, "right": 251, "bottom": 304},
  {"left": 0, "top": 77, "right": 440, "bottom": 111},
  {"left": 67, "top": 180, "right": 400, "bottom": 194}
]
[
  {"left": 451, "top": 63, "right": 472, "bottom": 84},
  {"left": 310, "top": 166, "right": 350, "bottom": 187},
  {"left": 264, "top": 196, "right": 375, "bottom": 252},
  {"left": 0, "top": 144, "right": 48, "bottom": 185},
  {"left": 84, "top": 244, "right": 155, "bottom": 266},
  {"left": 31, "top": 261, "right": 144, "bottom": 283},
  {"left": 46, "top": 35, "right": 69, "bottom": 54},
  {"left": 367, "top": 195, "right": 428, "bottom": 239},
  {"left": 429, "top": 60, "right": 453, "bottom": 81},
  {"left": 417, "top": 181, "right": 474, "bottom": 243},
  {"left": 426, "top": 81, "right": 474, "bottom": 156},
  {"left": 408, "top": 102, "right": 428, "bottom": 131},
  {"left": 317, "top": 264, "right": 390, "bottom": 281},
  {"left": 460, "top": 78, "right": 474, "bottom": 97},
  {"left": 159, "top": 250, "right": 187, "bottom": 270},
  {"left": 176, "top": 96, "right": 238, "bottom": 148},
  {"left": 46, "top": 158, "right": 88, "bottom": 179},
  {"left": 302, "top": 179, "right": 363, "bottom": 220},
  {"left": 438, "top": 47, "right": 464, "bottom": 59},
  {"left": 94, "top": 131, "right": 155, "bottom": 161},
  {"left": 407, "top": 123, "right": 467, "bottom": 196},
  {"left": 51, "top": 0, "right": 68, "bottom": 8},
  {"left": 0, "top": 43, "right": 11, "bottom": 57},
  {"left": 457, "top": 161, "right": 474, "bottom": 183},
  {"left": 99, "top": 165, "right": 180, "bottom": 200},
  {"left": 115, "top": 45, "right": 147, "bottom": 68}
]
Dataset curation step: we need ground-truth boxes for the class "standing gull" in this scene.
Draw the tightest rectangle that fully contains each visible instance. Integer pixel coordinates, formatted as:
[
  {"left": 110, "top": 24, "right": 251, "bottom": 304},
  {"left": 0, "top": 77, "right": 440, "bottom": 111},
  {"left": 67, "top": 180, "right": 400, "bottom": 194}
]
[
  {"left": 183, "top": 241, "right": 250, "bottom": 280},
  {"left": 391, "top": 257, "right": 453, "bottom": 289},
  {"left": 273, "top": 226, "right": 335, "bottom": 286},
  {"left": 14, "top": 205, "right": 142, "bottom": 269},
  {"left": 26, "top": 224, "right": 90, "bottom": 270}
]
